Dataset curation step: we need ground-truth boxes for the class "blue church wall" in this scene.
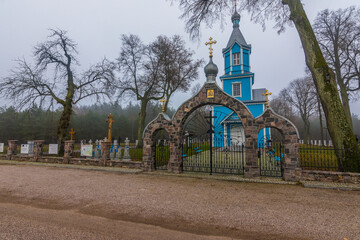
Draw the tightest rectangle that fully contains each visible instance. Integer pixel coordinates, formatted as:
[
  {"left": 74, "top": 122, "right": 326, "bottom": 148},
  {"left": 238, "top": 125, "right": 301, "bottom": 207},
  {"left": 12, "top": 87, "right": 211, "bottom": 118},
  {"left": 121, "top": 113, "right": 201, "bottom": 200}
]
[
  {"left": 247, "top": 104, "right": 264, "bottom": 118},
  {"left": 232, "top": 43, "right": 240, "bottom": 53},
  {"left": 224, "top": 51, "right": 230, "bottom": 74},
  {"left": 222, "top": 77, "right": 252, "bottom": 101},
  {"left": 243, "top": 49, "right": 250, "bottom": 72}
]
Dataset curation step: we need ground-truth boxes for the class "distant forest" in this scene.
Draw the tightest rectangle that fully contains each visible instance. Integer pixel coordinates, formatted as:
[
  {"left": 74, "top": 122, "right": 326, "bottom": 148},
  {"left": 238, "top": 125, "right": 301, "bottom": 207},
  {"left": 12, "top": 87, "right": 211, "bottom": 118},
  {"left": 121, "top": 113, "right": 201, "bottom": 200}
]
[
  {"left": 0, "top": 103, "right": 174, "bottom": 144},
  {"left": 0, "top": 103, "right": 359, "bottom": 144}
]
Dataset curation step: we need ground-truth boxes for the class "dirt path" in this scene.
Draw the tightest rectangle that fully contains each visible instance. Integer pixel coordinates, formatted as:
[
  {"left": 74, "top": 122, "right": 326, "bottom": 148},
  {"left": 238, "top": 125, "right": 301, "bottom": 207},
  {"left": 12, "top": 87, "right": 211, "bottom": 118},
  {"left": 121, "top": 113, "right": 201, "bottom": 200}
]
[{"left": 0, "top": 164, "right": 359, "bottom": 240}]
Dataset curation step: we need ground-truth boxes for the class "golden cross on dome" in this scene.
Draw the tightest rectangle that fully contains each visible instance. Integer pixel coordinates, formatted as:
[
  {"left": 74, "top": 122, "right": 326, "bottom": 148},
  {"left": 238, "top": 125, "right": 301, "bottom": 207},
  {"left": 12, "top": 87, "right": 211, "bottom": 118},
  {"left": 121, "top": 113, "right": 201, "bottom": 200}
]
[
  {"left": 106, "top": 113, "right": 114, "bottom": 141},
  {"left": 262, "top": 89, "right": 272, "bottom": 108},
  {"left": 69, "top": 128, "right": 75, "bottom": 141},
  {"left": 205, "top": 37, "right": 217, "bottom": 58},
  {"left": 160, "top": 97, "right": 167, "bottom": 113},
  {"left": 234, "top": 0, "right": 237, "bottom": 8}
]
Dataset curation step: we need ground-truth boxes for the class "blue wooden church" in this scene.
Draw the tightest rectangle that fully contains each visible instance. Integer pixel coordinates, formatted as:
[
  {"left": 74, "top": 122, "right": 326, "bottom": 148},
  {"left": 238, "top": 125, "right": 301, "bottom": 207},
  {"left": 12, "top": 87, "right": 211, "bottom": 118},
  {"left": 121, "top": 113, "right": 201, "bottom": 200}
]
[{"left": 213, "top": 7, "right": 269, "bottom": 147}]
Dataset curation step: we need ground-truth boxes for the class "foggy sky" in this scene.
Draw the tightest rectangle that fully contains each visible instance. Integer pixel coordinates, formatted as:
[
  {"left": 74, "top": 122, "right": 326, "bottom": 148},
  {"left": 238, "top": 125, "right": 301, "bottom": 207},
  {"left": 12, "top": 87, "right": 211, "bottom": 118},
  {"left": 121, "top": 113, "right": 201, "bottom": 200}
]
[{"left": 0, "top": 0, "right": 359, "bottom": 115}]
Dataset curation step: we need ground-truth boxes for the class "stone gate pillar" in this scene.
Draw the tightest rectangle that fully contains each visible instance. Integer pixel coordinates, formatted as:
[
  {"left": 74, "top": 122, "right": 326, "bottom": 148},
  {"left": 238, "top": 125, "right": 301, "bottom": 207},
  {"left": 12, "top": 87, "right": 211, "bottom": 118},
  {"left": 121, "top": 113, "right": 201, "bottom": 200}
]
[
  {"left": 283, "top": 135, "right": 302, "bottom": 181},
  {"left": 33, "top": 140, "right": 44, "bottom": 161},
  {"left": 7, "top": 140, "right": 18, "bottom": 160},
  {"left": 64, "top": 140, "right": 75, "bottom": 164},
  {"left": 142, "top": 138, "right": 155, "bottom": 171},
  {"left": 168, "top": 135, "right": 182, "bottom": 173},
  {"left": 244, "top": 136, "right": 260, "bottom": 178},
  {"left": 101, "top": 141, "right": 111, "bottom": 166}
]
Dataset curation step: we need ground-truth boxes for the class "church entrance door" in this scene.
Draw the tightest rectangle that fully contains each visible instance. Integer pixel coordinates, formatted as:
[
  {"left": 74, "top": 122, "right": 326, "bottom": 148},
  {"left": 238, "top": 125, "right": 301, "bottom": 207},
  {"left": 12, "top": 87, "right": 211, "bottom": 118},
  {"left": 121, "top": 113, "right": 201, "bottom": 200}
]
[{"left": 230, "top": 124, "right": 245, "bottom": 146}]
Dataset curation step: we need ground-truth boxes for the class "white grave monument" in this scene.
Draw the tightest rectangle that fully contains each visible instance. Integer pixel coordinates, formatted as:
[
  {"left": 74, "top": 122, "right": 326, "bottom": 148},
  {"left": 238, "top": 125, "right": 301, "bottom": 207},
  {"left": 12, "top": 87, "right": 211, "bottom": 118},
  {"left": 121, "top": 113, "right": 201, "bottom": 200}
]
[
  {"left": 81, "top": 144, "right": 93, "bottom": 157},
  {"left": 0, "top": 143, "right": 4, "bottom": 153},
  {"left": 123, "top": 137, "right": 131, "bottom": 161},
  {"left": 48, "top": 144, "right": 59, "bottom": 155},
  {"left": 21, "top": 144, "right": 30, "bottom": 154}
]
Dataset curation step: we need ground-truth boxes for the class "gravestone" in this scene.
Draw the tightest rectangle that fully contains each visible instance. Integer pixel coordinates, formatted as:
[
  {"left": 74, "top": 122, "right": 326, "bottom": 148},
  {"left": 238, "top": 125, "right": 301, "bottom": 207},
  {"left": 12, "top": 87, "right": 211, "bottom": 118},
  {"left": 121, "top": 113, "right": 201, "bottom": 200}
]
[
  {"left": 81, "top": 144, "right": 93, "bottom": 157},
  {"left": 48, "top": 144, "right": 59, "bottom": 155},
  {"left": 110, "top": 140, "right": 116, "bottom": 160},
  {"left": 87, "top": 140, "right": 93, "bottom": 159},
  {"left": 27, "top": 141, "right": 34, "bottom": 156},
  {"left": 0, "top": 143, "right": 4, "bottom": 153},
  {"left": 21, "top": 144, "right": 30, "bottom": 154},
  {"left": 123, "top": 137, "right": 131, "bottom": 161},
  {"left": 94, "top": 140, "right": 100, "bottom": 159}
]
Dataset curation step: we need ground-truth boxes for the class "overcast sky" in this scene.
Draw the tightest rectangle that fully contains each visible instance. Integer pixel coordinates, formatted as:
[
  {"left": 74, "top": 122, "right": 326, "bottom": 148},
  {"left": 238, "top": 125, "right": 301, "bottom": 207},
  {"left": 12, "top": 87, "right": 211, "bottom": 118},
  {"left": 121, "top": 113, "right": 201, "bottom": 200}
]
[{"left": 0, "top": 0, "right": 359, "bottom": 115}]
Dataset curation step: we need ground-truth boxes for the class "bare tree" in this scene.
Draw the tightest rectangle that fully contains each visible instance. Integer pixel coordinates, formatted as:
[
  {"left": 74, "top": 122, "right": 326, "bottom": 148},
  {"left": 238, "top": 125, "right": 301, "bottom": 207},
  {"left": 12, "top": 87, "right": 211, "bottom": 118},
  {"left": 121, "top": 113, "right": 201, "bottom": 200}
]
[
  {"left": 283, "top": 77, "right": 317, "bottom": 141},
  {"left": 0, "top": 29, "right": 115, "bottom": 152},
  {"left": 172, "top": 0, "right": 360, "bottom": 170},
  {"left": 117, "top": 34, "right": 201, "bottom": 146},
  {"left": 151, "top": 35, "right": 203, "bottom": 112},
  {"left": 270, "top": 91, "right": 296, "bottom": 123},
  {"left": 313, "top": 6, "right": 360, "bottom": 129}
]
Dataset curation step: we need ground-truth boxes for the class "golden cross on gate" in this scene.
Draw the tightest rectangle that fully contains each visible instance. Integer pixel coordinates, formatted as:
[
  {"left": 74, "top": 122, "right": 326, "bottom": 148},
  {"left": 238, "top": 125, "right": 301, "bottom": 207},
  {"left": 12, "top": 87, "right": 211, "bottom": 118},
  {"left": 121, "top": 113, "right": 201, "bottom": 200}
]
[
  {"left": 262, "top": 89, "right": 272, "bottom": 108},
  {"left": 69, "top": 128, "right": 75, "bottom": 141},
  {"left": 205, "top": 37, "right": 217, "bottom": 58},
  {"left": 106, "top": 113, "right": 114, "bottom": 141},
  {"left": 160, "top": 97, "right": 167, "bottom": 113}
]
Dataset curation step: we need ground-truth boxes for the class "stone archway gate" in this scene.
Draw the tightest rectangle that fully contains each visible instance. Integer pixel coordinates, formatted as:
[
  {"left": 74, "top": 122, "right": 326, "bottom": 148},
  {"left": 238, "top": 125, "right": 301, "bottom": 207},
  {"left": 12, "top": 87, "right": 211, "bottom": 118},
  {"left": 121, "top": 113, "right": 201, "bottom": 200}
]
[{"left": 142, "top": 81, "right": 302, "bottom": 181}]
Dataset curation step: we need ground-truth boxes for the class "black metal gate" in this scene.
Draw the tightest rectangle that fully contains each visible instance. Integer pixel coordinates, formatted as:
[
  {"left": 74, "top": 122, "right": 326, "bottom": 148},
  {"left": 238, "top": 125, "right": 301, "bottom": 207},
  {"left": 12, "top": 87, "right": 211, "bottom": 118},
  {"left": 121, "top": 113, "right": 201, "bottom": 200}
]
[
  {"left": 182, "top": 134, "right": 245, "bottom": 174},
  {"left": 154, "top": 131, "right": 170, "bottom": 170},
  {"left": 258, "top": 137, "right": 284, "bottom": 177}
]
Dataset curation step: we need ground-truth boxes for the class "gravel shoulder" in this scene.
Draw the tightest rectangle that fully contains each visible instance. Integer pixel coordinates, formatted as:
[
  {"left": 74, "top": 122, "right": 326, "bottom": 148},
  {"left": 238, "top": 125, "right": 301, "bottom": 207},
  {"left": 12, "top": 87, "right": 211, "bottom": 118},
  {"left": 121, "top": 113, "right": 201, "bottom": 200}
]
[{"left": 0, "top": 164, "right": 359, "bottom": 240}]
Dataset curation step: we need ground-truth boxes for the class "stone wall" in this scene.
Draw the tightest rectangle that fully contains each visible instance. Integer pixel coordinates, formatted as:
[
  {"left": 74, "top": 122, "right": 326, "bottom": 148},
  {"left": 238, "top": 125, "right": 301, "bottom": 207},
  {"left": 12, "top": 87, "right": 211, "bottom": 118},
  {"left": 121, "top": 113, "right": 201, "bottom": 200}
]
[
  {"left": 0, "top": 154, "right": 141, "bottom": 169},
  {"left": 301, "top": 170, "right": 359, "bottom": 184}
]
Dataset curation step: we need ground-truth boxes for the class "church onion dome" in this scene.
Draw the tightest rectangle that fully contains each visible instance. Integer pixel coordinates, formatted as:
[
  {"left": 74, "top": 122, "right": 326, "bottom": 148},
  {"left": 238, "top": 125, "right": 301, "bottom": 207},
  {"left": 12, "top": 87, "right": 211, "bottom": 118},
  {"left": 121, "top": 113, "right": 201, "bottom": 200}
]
[
  {"left": 231, "top": 9, "right": 241, "bottom": 27},
  {"left": 204, "top": 57, "right": 218, "bottom": 83}
]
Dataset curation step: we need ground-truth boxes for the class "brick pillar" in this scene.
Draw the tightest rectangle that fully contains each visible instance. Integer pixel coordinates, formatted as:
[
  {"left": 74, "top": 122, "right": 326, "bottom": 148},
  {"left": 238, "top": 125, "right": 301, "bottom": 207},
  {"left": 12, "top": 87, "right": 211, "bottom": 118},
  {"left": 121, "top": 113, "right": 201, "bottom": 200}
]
[
  {"left": 64, "top": 140, "right": 75, "bottom": 164},
  {"left": 168, "top": 136, "right": 182, "bottom": 173},
  {"left": 101, "top": 141, "right": 111, "bottom": 166},
  {"left": 142, "top": 137, "right": 155, "bottom": 172},
  {"left": 7, "top": 140, "right": 18, "bottom": 160},
  {"left": 244, "top": 136, "right": 260, "bottom": 178},
  {"left": 33, "top": 140, "right": 44, "bottom": 161}
]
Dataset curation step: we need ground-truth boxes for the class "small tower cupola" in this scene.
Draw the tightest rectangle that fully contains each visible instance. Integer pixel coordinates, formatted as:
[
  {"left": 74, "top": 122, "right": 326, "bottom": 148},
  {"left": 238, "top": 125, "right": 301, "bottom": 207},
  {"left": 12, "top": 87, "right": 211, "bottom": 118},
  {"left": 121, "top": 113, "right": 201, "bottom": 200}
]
[
  {"left": 231, "top": 8, "right": 240, "bottom": 28},
  {"left": 204, "top": 37, "right": 218, "bottom": 83}
]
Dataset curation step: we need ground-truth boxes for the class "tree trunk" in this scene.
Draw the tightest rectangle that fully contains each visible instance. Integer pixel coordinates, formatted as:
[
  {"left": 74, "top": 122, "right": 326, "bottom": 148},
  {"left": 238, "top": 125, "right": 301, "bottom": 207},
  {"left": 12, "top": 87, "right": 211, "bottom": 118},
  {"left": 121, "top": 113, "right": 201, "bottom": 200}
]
[
  {"left": 57, "top": 100, "right": 73, "bottom": 155},
  {"left": 137, "top": 99, "right": 148, "bottom": 148},
  {"left": 283, "top": 0, "right": 360, "bottom": 171},
  {"left": 57, "top": 71, "right": 75, "bottom": 155},
  {"left": 317, "top": 95, "right": 325, "bottom": 145},
  {"left": 338, "top": 80, "right": 353, "bottom": 130}
]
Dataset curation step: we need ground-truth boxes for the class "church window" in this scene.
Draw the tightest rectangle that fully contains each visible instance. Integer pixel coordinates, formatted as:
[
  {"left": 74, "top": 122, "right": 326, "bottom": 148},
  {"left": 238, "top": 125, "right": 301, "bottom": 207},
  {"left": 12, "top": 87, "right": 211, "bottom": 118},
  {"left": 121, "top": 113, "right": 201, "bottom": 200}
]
[
  {"left": 233, "top": 53, "right": 240, "bottom": 65},
  {"left": 232, "top": 82, "right": 241, "bottom": 97}
]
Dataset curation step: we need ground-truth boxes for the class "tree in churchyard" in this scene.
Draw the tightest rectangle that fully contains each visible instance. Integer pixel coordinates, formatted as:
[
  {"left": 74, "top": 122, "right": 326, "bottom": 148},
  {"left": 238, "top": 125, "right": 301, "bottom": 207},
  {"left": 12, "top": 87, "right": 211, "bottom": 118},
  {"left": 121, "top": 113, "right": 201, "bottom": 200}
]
[
  {"left": 282, "top": 77, "right": 317, "bottom": 142},
  {"left": 153, "top": 35, "right": 203, "bottom": 112},
  {"left": 270, "top": 91, "right": 296, "bottom": 123},
  {"left": 0, "top": 29, "right": 115, "bottom": 153},
  {"left": 172, "top": 0, "right": 360, "bottom": 171},
  {"left": 313, "top": 6, "right": 360, "bottom": 130},
  {"left": 116, "top": 34, "right": 201, "bottom": 146}
]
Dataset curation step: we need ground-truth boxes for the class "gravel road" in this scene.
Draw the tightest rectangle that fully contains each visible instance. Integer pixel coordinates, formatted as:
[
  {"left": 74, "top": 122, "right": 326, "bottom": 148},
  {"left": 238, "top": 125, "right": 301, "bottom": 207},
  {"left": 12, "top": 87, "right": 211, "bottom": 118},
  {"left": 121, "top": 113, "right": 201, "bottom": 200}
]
[{"left": 0, "top": 164, "right": 359, "bottom": 240}]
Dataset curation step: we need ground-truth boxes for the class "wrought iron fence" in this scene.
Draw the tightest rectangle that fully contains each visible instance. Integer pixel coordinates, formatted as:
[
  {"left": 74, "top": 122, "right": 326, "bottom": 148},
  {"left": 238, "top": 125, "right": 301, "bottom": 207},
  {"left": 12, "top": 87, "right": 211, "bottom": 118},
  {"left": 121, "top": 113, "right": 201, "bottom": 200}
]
[{"left": 299, "top": 144, "right": 360, "bottom": 172}]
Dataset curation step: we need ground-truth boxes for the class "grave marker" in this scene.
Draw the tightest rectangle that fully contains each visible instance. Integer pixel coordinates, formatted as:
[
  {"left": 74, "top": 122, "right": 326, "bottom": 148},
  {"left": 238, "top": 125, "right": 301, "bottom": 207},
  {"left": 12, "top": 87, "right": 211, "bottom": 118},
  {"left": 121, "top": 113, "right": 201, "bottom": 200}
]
[
  {"left": 48, "top": 144, "right": 59, "bottom": 155},
  {"left": 81, "top": 144, "right": 93, "bottom": 157},
  {"left": 21, "top": 144, "right": 29, "bottom": 154},
  {"left": 0, "top": 143, "right": 4, "bottom": 153}
]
